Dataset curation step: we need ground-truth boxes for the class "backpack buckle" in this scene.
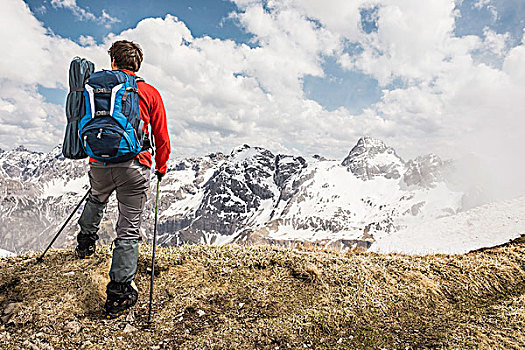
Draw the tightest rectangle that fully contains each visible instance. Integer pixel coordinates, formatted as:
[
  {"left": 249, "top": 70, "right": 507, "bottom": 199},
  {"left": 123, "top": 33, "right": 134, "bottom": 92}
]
[{"left": 94, "top": 88, "right": 112, "bottom": 94}]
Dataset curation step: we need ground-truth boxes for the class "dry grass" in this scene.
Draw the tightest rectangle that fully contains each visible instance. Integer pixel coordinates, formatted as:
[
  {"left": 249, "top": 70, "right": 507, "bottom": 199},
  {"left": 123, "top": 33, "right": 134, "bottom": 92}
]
[{"left": 1, "top": 242, "right": 525, "bottom": 349}]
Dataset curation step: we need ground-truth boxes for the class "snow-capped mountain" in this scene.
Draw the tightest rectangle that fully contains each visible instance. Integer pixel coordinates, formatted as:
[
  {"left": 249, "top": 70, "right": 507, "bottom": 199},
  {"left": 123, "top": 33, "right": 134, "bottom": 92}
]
[
  {"left": 0, "top": 145, "right": 90, "bottom": 253},
  {"left": 1, "top": 136, "right": 515, "bottom": 255}
]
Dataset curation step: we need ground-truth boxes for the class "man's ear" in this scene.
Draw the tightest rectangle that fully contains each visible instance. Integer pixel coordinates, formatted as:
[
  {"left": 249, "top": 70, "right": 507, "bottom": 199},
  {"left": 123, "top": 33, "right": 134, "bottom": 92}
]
[{"left": 111, "top": 58, "right": 117, "bottom": 70}]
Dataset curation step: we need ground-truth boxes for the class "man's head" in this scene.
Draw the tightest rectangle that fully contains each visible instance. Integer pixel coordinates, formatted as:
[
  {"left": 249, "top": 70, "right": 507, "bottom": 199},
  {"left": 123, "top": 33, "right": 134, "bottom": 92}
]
[{"left": 108, "top": 40, "right": 143, "bottom": 72}]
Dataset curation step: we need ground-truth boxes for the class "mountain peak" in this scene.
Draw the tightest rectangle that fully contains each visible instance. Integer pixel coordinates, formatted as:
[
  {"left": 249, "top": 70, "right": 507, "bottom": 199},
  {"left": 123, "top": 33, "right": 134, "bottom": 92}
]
[
  {"left": 355, "top": 136, "right": 388, "bottom": 150},
  {"left": 230, "top": 144, "right": 252, "bottom": 156},
  {"left": 342, "top": 137, "right": 405, "bottom": 180},
  {"left": 50, "top": 144, "right": 64, "bottom": 158},
  {"left": 13, "top": 145, "right": 29, "bottom": 152},
  {"left": 229, "top": 145, "right": 275, "bottom": 166}
]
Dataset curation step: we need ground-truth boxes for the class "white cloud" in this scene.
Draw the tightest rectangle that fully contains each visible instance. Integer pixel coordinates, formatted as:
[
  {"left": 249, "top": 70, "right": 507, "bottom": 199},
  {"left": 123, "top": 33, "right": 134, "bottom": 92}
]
[
  {"left": 51, "top": 0, "right": 96, "bottom": 21},
  {"left": 487, "top": 5, "right": 498, "bottom": 21},
  {"left": 78, "top": 35, "right": 96, "bottom": 47},
  {"left": 503, "top": 43, "right": 525, "bottom": 81},
  {"left": 264, "top": 0, "right": 366, "bottom": 41},
  {"left": 0, "top": 81, "right": 64, "bottom": 150},
  {"left": 101, "top": 9, "right": 120, "bottom": 29},
  {"left": 472, "top": 0, "right": 498, "bottom": 21},
  {"left": 50, "top": 0, "right": 119, "bottom": 28},
  {"left": 35, "top": 4, "right": 46, "bottom": 14},
  {"left": 482, "top": 27, "right": 510, "bottom": 56},
  {"left": 339, "top": 0, "right": 463, "bottom": 86},
  {"left": 230, "top": 3, "right": 342, "bottom": 96},
  {"left": 474, "top": 0, "right": 492, "bottom": 9}
]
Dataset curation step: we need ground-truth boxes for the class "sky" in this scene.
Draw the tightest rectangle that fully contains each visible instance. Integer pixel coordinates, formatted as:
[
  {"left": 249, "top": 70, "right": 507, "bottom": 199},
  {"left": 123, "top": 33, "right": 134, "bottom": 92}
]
[{"left": 0, "top": 0, "right": 524, "bottom": 162}]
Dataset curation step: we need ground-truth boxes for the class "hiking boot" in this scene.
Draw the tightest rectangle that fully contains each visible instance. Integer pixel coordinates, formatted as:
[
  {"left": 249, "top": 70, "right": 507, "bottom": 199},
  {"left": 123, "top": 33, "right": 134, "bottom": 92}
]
[
  {"left": 105, "top": 281, "right": 138, "bottom": 319},
  {"left": 75, "top": 241, "right": 96, "bottom": 259},
  {"left": 76, "top": 232, "right": 97, "bottom": 259}
]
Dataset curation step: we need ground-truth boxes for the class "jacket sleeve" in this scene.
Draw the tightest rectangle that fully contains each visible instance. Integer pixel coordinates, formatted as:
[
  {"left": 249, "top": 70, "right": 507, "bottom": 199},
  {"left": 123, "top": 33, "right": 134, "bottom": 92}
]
[{"left": 149, "top": 87, "right": 171, "bottom": 174}]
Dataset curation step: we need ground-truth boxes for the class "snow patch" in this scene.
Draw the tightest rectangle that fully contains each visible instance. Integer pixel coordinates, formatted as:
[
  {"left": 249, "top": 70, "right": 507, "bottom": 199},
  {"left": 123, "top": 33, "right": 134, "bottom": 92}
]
[
  {"left": 371, "top": 196, "right": 525, "bottom": 255},
  {"left": 0, "top": 248, "right": 14, "bottom": 258},
  {"left": 40, "top": 176, "right": 89, "bottom": 198},
  {"left": 367, "top": 152, "right": 403, "bottom": 167}
]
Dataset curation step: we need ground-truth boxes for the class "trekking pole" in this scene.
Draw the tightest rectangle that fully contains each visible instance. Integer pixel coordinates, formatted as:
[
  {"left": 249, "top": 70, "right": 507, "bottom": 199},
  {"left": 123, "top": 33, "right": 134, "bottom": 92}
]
[
  {"left": 37, "top": 189, "right": 90, "bottom": 263},
  {"left": 148, "top": 178, "right": 161, "bottom": 322}
]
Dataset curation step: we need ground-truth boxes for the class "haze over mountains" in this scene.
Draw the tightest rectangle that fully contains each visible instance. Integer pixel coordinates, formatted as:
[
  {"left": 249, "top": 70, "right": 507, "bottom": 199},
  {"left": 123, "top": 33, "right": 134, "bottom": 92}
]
[{"left": 1, "top": 137, "right": 523, "bottom": 255}]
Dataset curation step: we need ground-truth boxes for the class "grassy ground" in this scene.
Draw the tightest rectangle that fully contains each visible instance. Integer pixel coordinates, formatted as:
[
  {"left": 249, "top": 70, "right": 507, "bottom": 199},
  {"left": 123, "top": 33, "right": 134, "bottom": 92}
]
[{"left": 1, "top": 242, "right": 525, "bottom": 349}]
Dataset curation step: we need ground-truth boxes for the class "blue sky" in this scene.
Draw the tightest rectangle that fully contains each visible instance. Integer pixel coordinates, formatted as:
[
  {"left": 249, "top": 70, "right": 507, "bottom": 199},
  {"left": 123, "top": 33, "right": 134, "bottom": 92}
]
[
  {"left": 455, "top": 0, "right": 525, "bottom": 44},
  {"left": 25, "top": 0, "right": 253, "bottom": 44},
  {"left": 1, "top": 0, "right": 524, "bottom": 160}
]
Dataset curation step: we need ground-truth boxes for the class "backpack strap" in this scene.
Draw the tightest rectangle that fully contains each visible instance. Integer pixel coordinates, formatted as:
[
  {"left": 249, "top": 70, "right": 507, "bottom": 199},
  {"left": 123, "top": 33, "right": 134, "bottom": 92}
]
[
  {"left": 122, "top": 87, "right": 138, "bottom": 102},
  {"left": 132, "top": 76, "right": 153, "bottom": 154}
]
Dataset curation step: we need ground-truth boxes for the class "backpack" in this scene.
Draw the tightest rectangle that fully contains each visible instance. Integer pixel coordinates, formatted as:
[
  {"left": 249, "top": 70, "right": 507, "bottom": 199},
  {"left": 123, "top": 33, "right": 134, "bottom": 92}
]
[{"left": 78, "top": 70, "right": 147, "bottom": 163}]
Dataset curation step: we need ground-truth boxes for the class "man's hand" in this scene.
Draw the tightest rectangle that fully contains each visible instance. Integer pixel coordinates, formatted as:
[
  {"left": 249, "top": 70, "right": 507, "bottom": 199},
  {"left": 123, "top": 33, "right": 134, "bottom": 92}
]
[{"left": 155, "top": 170, "right": 165, "bottom": 182}]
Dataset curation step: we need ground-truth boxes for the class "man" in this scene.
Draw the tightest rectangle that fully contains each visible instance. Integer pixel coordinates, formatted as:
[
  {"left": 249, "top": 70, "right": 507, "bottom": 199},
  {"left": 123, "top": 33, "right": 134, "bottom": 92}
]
[{"left": 75, "top": 40, "right": 170, "bottom": 318}]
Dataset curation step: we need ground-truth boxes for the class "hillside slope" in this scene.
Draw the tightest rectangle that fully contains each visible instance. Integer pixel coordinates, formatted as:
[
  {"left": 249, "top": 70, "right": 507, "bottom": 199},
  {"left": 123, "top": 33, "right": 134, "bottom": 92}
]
[{"left": 1, "top": 242, "right": 525, "bottom": 349}]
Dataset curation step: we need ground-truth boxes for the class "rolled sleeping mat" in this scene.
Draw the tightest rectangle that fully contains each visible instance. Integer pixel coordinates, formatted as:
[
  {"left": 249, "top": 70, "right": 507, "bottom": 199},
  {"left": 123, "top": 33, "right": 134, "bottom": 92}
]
[{"left": 62, "top": 57, "right": 95, "bottom": 159}]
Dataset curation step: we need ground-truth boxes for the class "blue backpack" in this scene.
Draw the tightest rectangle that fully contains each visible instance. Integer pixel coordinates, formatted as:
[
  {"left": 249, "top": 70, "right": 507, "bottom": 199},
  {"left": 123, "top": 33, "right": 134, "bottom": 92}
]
[{"left": 78, "top": 70, "right": 146, "bottom": 163}]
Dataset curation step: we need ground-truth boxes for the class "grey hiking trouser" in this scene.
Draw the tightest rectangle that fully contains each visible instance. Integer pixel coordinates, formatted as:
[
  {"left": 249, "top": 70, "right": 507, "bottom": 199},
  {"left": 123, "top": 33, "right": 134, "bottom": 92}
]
[{"left": 77, "top": 159, "right": 150, "bottom": 283}]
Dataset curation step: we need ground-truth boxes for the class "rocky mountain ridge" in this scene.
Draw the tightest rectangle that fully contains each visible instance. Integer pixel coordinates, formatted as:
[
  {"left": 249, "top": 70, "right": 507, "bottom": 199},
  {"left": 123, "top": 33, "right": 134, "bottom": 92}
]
[{"left": 0, "top": 137, "right": 462, "bottom": 253}]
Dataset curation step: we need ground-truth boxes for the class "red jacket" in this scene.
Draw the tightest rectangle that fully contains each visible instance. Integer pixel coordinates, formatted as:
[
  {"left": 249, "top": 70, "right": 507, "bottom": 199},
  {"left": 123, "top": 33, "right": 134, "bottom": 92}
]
[{"left": 89, "top": 69, "right": 171, "bottom": 174}]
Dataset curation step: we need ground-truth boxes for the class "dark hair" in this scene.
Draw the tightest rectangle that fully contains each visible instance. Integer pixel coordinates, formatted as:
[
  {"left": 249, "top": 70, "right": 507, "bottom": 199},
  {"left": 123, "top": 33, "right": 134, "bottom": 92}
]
[{"left": 108, "top": 40, "right": 143, "bottom": 72}]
